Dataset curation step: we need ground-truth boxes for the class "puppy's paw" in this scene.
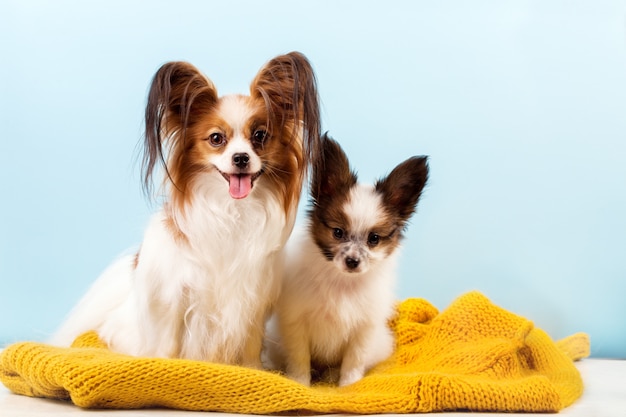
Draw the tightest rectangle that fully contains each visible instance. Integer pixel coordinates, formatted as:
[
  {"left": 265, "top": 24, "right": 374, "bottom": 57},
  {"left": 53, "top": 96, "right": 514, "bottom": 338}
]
[
  {"left": 338, "top": 368, "right": 364, "bottom": 387},
  {"left": 287, "top": 372, "right": 311, "bottom": 387}
]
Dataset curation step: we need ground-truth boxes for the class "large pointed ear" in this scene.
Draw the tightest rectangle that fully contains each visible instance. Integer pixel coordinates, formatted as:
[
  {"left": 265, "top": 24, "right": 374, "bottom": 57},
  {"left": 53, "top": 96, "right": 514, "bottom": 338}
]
[
  {"left": 142, "top": 62, "right": 218, "bottom": 196},
  {"left": 375, "top": 156, "right": 429, "bottom": 221},
  {"left": 250, "top": 52, "right": 322, "bottom": 175},
  {"left": 311, "top": 134, "right": 357, "bottom": 205}
]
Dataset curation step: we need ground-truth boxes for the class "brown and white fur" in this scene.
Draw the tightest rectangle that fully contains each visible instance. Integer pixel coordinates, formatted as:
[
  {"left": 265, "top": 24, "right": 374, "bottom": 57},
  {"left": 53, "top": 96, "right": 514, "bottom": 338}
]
[
  {"left": 51, "top": 52, "right": 321, "bottom": 368},
  {"left": 265, "top": 135, "right": 428, "bottom": 386}
]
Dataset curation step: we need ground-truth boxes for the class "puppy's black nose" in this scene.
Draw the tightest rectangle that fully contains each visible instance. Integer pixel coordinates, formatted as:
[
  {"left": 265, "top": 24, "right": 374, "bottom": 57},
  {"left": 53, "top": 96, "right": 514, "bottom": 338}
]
[
  {"left": 345, "top": 257, "right": 360, "bottom": 270},
  {"left": 232, "top": 153, "right": 250, "bottom": 169}
]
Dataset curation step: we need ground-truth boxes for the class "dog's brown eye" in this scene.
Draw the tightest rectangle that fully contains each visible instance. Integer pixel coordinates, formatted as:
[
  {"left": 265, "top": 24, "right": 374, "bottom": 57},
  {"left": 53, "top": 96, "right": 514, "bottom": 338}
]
[
  {"left": 252, "top": 129, "right": 267, "bottom": 146},
  {"left": 208, "top": 132, "right": 225, "bottom": 147},
  {"left": 367, "top": 232, "right": 380, "bottom": 246},
  {"left": 332, "top": 228, "right": 344, "bottom": 240}
]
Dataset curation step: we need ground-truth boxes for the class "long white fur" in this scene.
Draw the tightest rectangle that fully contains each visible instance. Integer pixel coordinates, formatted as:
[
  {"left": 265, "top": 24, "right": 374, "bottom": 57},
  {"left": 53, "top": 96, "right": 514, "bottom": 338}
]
[
  {"left": 266, "top": 184, "right": 397, "bottom": 386},
  {"left": 51, "top": 95, "right": 295, "bottom": 368}
]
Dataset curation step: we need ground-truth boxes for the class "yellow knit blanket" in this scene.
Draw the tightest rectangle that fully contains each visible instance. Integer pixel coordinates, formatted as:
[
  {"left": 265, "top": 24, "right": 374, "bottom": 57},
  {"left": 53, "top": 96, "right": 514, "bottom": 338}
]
[{"left": 1, "top": 291, "right": 589, "bottom": 413}]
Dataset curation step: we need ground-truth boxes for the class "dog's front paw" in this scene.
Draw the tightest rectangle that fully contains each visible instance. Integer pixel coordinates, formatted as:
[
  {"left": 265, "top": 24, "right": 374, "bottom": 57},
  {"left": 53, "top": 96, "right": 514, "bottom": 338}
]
[
  {"left": 338, "top": 368, "right": 364, "bottom": 387},
  {"left": 287, "top": 371, "right": 311, "bottom": 387}
]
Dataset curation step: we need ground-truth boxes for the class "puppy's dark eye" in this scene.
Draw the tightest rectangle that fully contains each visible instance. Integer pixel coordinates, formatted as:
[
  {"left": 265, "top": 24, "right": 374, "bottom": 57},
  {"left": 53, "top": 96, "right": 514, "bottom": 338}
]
[
  {"left": 332, "top": 228, "right": 344, "bottom": 240},
  {"left": 367, "top": 232, "right": 380, "bottom": 246},
  {"left": 207, "top": 132, "right": 225, "bottom": 147},
  {"left": 252, "top": 129, "right": 267, "bottom": 146}
]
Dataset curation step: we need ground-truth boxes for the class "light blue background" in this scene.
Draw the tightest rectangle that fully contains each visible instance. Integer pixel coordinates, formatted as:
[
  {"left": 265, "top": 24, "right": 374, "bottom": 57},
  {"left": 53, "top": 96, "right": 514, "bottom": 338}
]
[{"left": 1, "top": 1, "right": 625, "bottom": 358}]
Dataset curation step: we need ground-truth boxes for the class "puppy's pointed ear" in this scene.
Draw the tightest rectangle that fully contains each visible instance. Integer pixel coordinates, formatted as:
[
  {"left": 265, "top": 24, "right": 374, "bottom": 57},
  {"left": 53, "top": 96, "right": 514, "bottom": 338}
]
[
  {"left": 250, "top": 52, "right": 321, "bottom": 175},
  {"left": 375, "top": 156, "right": 429, "bottom": 221},
  {"left": 311, "top": 134, "right": 357, "bottom": 204},
  {"left": 143, "top": 62, "right": 218, "bottom": 195}
]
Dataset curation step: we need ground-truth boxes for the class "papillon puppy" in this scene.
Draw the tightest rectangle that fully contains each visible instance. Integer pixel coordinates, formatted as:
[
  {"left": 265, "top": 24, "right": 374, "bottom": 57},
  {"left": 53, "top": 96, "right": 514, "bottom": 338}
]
[
  {"left": 51, "top": 52, "right": 321, "bottom": 368},
  {"left": 265, "top": 135, "right": 428, "bottom": 386}
]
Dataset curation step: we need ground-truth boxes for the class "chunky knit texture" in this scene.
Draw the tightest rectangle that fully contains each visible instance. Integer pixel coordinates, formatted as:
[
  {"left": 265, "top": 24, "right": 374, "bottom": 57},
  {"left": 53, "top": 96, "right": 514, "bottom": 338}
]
[{"left": 1, "top": 291, "right": 589, "bottom": 413}]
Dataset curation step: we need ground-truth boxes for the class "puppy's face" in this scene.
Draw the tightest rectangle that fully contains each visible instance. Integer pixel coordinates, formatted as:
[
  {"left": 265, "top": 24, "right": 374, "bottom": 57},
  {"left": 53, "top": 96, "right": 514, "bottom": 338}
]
[
  {"left": 310, "top": 135, "right": 429, "bottom": 275},
  {"left": 311, "top": 183, "right": 403, "bottom": 274}
]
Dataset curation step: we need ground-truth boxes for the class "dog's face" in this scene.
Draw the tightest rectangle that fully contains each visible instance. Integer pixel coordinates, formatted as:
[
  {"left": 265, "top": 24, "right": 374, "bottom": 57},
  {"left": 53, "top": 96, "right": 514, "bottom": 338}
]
[
  {"left": 142, "top": 53, "right": 321, "bottom": 213},
  {"left": 312, "top": 182, "right": 405, "bottom": 274},
  {"left": 187, "top": 94, "right": 272, "bottom": 199},
  {"left": 310, "top": 136, "right": 429, "bottom": 275}
]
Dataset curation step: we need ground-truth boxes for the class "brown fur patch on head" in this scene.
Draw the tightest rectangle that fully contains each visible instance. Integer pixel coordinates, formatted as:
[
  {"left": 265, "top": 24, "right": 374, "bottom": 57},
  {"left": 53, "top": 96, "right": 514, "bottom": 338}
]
[
  {"left": 143, "top": 62, "right": 218, "bottom": 198},
  {"left": 310, "top": 199, "right": 351, "bottom": 261}
]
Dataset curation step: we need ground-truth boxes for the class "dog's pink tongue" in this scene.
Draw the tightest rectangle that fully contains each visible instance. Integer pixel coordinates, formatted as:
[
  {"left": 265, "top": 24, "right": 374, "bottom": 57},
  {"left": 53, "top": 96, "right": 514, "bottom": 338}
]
[{"left": 229, "top": 174, "right": 253, "bottom": 199}]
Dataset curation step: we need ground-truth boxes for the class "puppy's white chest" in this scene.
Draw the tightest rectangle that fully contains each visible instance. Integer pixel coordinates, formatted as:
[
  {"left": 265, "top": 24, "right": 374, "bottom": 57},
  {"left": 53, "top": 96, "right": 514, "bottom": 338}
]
[{"left": 306, "top": 293, "right": 365, "bottom": 356}]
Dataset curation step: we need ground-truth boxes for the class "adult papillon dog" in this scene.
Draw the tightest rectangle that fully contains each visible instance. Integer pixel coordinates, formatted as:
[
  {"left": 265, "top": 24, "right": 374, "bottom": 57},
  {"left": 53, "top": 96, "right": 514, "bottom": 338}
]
[
  {"left": 51, "top": 52, "right": 321, "bottom": 368},
  {"left": 265, "top": 135, "right": 428, "bottom": 386}
]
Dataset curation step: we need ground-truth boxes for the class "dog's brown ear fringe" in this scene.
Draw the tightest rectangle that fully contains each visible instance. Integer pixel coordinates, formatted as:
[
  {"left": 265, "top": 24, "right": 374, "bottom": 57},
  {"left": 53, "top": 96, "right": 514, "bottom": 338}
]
[
  {"left": 311, "top": 133, "right": 357, "bottom": 205},
  {"left": 375, "top": 156, "right": 429, "bottom": 221},
  {"left": 251, "top": 52, "right": 322, "bottom": 183},
  {"left": 142, "top": 62, "right": 218, "bottom": 198}
]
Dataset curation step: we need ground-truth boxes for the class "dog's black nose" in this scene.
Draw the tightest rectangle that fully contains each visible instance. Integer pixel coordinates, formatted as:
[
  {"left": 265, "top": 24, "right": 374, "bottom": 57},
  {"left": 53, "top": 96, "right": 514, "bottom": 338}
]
[
  {"left": 345, "top": 257, "right": 360, "bottom": 270},
  {"left": 232, "top": 153, "right": 250, "bottom": 169}
]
